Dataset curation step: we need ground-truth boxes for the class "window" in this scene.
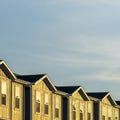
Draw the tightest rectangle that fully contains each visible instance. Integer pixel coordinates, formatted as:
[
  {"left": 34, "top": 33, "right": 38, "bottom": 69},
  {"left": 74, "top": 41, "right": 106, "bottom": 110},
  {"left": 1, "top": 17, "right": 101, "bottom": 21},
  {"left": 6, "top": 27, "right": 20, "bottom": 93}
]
[
  {"left": 15, "top": 86, "right": 20, "bottom": 108},
  {"left": 1, "top": 81, "right": 6, "bottom": 105},
  {"left": 108, "top": 117, "right": 111, "bottom": 120},
  {"left": 102, "top": 115, "right": 105, "bottom": 120},
  {"left": 80, "top": 102, "right": 84, "bottom": 120},
  {"left": 115, "top": 110, "right": 118, "bottom": 120},
  {"left": 88, "top": 113, "right": 91, "bottom": 120},
  {"left": 72, "top": 103, "right": 76, "bottom": 120},
  {"left": 45, "top": 93, "right": 49, "bottom": 114},
  {"left": 55, "top": 97, "right": 59, "bottom": 118},
  {"left": 88, "top": 103, "right": 91, "bottom": 120},
  {"left": 36, "top": 91, "right": 40, "bottom": 112},
  {"left": 80, "top": 110, "right": 83, "bottom": 120},
  {"left": 115, "top": 117, "right": 118, "bottom": 120}
]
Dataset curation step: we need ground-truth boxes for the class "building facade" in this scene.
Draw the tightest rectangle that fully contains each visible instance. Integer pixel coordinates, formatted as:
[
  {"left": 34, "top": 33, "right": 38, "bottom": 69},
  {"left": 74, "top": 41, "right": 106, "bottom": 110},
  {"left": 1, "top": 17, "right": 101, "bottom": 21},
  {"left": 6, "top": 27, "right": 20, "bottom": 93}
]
[
  {"left": 87, "top": 92, "right": 120, "bottom": 120},
  {"left": 57, "top": 86, "right": 93, "bottom": 120},
  {"left": 0, "top": 60, "right": 120, "bottom": 120}
]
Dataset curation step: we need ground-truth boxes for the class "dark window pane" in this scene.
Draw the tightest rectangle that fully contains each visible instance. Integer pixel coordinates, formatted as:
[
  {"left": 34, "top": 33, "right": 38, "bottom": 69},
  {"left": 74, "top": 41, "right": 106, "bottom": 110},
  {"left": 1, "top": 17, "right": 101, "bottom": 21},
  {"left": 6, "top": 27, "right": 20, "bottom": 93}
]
[
  {"left": 45, "top": 104, "right": 48, "bottom": 114},
  {"left": 36, "top": 101, "right": 40, "bottom": 112},
  {"left": 2, "top": 94, "right": 6, "bottom": 105},
  {"left": 80, "top": 112, "right": 83, "bottom": 120},
  {"left": 55, "top": 108, "right": 59, "bottom": 118},
  {"left": 88, "top": 113, "right": 91, "bottom": 120},
  {"left": 15, "top": 97, "right": 20, "bottom": 108},
  {"left": 73, "top": 111, "right": 76, "bottom": 120},
  {"left": 115, "top": 117, "right": 118, "bottom": 120},
  {"left": 102, "top": 115, "right": 105, "bottom": 120},
  {"left": 108, "top": 117, "right": 111, "bottom": 120}
]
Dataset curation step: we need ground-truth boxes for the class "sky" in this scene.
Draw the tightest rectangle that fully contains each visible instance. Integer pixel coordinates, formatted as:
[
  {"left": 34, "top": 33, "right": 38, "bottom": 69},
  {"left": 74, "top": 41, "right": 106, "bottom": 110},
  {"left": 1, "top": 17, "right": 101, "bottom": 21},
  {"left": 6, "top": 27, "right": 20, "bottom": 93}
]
[{"left": 1, "top": 0, "right": 120, "bottom": 99}]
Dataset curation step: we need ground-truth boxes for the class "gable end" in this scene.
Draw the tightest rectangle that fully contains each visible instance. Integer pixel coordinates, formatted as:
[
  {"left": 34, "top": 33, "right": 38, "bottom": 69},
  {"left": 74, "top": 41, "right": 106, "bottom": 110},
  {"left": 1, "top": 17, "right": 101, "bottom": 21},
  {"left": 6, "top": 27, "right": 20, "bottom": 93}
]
[
  {"left": 78, "top": 88, "right": 89, "bottom": 101},
  {"left": 0, "top": 62, "right": 16, "bottom": 80},
  {"left": 107, "top": 95, "right": 116, "bottom": 106},
  {"left": 43, "top": 77, "right": 56, "bottom": 92}
]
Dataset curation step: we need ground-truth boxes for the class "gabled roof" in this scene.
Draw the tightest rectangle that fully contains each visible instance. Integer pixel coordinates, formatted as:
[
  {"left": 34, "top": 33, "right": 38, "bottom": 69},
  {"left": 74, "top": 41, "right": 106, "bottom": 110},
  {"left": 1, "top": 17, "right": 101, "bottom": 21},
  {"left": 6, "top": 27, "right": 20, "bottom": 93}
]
[
  {"left": 16, "top": 74, "right": 57, "bottom": 92},
  {"left": 56, "top": 86, "right": 80, "bottom": 94},
  {"left": 0, "top": 60, "right": 16, "bottom": 80},
  {"left": 56, "top": 86, "right": 89, "bottom": 101},
  {"left": 87, "top": 92, "right": 117, "bottom": 106},
  {"left": 116, "top": 101, "right": 120, "bottom": 106},
  {"left": 87, "top": 92, "right": 108, "bottom": 99},
  {"left": 16, "top": 74, "right": 45, "bottom": 83}
]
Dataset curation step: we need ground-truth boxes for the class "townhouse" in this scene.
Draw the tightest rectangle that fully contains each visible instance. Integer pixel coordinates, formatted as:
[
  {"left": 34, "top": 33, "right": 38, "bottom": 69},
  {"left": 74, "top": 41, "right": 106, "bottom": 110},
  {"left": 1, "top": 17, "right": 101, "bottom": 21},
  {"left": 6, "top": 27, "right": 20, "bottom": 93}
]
[
  {"left": 0, "top": 60, "right": 30, "bottom": 120},
  {"left": 16, "top": 74, "right": 63, "bottom": 120},
  {"left": 87, "top": 92, "right": 120, "bottom": 120},
  {"left": 56, "top": 86, "right": 93, "bottom": 120}
]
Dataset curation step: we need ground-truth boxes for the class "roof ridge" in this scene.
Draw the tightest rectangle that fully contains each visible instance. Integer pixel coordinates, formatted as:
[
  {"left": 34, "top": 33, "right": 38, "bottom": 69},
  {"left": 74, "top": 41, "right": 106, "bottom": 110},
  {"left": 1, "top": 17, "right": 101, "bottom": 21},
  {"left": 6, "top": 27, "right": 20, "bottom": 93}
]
[
  {"left": 56, "top": 85, "right": 80, "bottom": 87},
  {"left": 16, "top": 73, "right": 46, "bottom": 76}
]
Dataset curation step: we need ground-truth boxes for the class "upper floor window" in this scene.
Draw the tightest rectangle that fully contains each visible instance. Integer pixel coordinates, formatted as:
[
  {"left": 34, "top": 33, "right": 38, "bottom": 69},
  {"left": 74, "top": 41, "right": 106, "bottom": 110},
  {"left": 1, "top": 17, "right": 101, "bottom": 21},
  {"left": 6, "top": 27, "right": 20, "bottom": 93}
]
[
  {"left": 80, "top": 109, "right": 83, "bottom": 120},
  {"left": 88, "top": 113, "right": 91, "bottom": 120},
  {"left": 55, "top": 97, "right": 59, "bottom": 118},
  {"left": 115, "top": 117, "right": 118, "bottom": 120},
  {"left": 1, "top": 81, "right": 6, "bottom": 105},
  {"left": 88, "top": 103, "right": 92, "bottom": 120},
  {"left": 36, "top": 91, "right": 40, "bottom": 113},
  {"left": 80, "top": 102, "right": 84, "bottom": 120},
  {"left": 15, "top": 86, "right": 20, "bottom": 109},
  {"left": 72, "top": 101, "right": 76, "bottom": 120},
  {"left": 102, "top": 115, "right": 105, "bottom": 120},
  {"left": 108, "top": 117, "right": 111, "bottom": 120},
  {"left": 115, "top": 110, "right": 119, "bottom": 120},
  {"left": 45, "top": 93, "right": 49, "bottom": 114}
]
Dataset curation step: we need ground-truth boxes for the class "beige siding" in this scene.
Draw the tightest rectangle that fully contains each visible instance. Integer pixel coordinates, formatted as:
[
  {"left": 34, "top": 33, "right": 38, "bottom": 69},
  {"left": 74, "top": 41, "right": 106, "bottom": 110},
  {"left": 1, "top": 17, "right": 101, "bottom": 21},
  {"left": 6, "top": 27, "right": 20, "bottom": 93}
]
[
  {"left": 0, "top": 68, "right": 11, "bottom": 120},
  {"left": 69, "top": 92, "right": 93, "bottom": 120},
  {"left": 12, "top": 82, "right": 23, "bottom": 120},
  {"left": 100, "top": 97, "right": 119, "bottom": 120},
  {"left": 52, "top": 94, "right": 62, "bottom": 120},
  {"left": 32, "top": 80, "right": 53, "bottom": 120}
]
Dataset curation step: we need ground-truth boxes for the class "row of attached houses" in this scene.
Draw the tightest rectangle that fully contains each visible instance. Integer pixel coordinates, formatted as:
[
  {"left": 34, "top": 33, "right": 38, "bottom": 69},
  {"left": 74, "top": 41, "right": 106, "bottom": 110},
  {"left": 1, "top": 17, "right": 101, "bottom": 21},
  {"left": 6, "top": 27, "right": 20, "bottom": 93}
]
[{"left": 0, "top": 60, "right": 120, "bottom": 120}]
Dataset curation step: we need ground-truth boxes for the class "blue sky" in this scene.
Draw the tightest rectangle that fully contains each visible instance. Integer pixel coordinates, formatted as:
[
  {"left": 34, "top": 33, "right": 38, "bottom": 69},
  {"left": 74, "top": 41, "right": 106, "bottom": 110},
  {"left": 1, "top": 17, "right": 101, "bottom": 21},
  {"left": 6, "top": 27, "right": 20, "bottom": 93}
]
[{"left": 1, "top": 0, "right": 120, "bottom": 99}]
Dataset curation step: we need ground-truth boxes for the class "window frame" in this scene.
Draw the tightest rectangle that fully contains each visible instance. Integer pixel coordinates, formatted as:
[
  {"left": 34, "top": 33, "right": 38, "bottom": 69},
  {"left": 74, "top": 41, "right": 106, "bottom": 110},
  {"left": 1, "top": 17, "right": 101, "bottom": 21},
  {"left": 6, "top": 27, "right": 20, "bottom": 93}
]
[
  {"left": 55, "top": 96, "right": 59, "bottom": 118},
  {"left": 1, "top": 94, "right": 6, "bottom": 105},
  {"left": 35, "top": 90, "right": 40, "bottom": 113},
  {"left": 44, "top": 93, "right": 49, "bottom": 115},
  {"left": 102, "top": 115, "right": 105, "bottom": 120},
  {"left": 36, "top": 100, "right": 40, "bottom": 113},
  {"left": 15, "top": 96, "right": 20, "bottom": 109},
  {"left": 15, "top": 86, "right": 20, "bottom": 109},
  {"left": 72, "top": 105, "right": 76, "bottom": 120},
  {"left": 88, "top": 112, "right": 91, "bottom": 120},
  {"left": 108, "top": 117, "right": 111, "bottom": 120},
  {"left": 1, "top": 81, "right": 7, "bottom": 106},
  {"left": 80, "top": 109, "right": 83, "bottom": 120}
]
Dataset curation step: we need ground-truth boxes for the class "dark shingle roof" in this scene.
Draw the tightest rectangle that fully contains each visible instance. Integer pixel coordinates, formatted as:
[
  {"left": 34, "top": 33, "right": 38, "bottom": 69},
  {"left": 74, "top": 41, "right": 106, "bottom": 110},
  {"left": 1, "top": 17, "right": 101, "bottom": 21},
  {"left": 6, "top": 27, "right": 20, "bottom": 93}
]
[
  {"left": 87, "top": 92, "right": 109, "bottom": 99},
  {"left": 56, "top": 86, "right": 80, "bottom": 94},
  {"left": 116, "top": 101, "right": 120, "bottom": 105},
  {"left": 16, "top": 74, "right": 46, "bottom": 83}
]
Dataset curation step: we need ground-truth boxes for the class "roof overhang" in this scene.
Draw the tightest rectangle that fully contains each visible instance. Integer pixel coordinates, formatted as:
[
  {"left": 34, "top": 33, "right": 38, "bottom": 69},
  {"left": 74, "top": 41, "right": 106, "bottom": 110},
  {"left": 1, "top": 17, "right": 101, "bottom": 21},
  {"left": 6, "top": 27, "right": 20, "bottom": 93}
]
[
  {"left": 0, "top": 60, "right": 16, "bottom": 80},
  {"left": 15, "top": 79, "right": 31, "bottom": 85},
  {"left": 102, "top": 93, "right": 117, "bottom": 107},
  {"left": 55, "top": 90, "right": 68, "bottom": 96},
  {"left": 35, "top": 75, "right": 57, "bottom": 92},
  {"left": 72, "top": 86, "right": 90, "bottom": 101}
]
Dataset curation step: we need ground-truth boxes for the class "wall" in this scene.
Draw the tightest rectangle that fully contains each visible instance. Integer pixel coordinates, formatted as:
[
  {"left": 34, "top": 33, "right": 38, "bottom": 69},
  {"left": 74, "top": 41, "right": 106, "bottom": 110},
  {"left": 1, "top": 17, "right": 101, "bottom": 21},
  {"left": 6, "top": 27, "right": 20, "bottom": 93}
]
[
  {"left": 12, "top": 82, "right": 23, "bottom": 120},
  {"left": 32, "top": 80, "right": 52, "bottom": 120},
  {"left": 0, "top": 69, "right": 11, "bottom": 120}
]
